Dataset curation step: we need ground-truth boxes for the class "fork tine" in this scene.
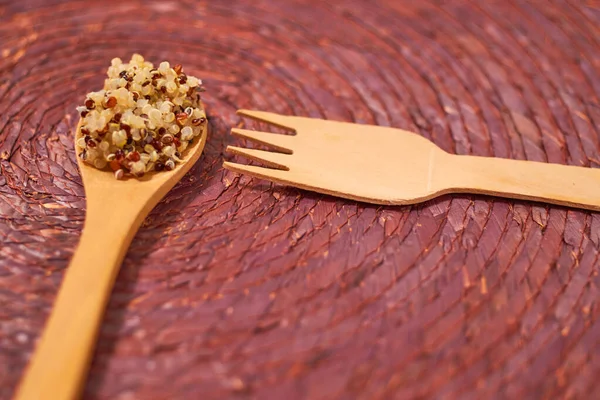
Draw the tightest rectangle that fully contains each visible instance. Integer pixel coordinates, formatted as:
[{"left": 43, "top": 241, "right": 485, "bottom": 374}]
[
  {"left": 223, "top": 161, "right": 290, "bottom": 182},
  {"left": 231, "top": 128, "right": 294, "bottom": 154},
  {"left": 226, "top": 146, "right": 290, "bottom": 170},
  {"left": 237, "top": 109, "right": 297, "bottom": 131}
]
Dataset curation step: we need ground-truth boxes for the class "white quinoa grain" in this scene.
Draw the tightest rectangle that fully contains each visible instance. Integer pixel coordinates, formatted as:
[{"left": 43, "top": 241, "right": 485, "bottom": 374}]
[
  {"left": 160, "top": 102, "right": 172, "bottom": 114},
  {"left": 165, "top": 112, "right": 175, "bottom": 123},
  {"left": 94, "top": 158, "right": 107, "bottom": 169},
  {"left": 141, "top": 104, "right": 153, "bottom": 115},
  {"left": 159, "top": 61, "right": 170, "bottom": 72},
  {"left": 113, "top": 130, "right": 127, "bottom": 147},
  {"left": 187, "top": 76, "right": 200, "bottom": 87},
  {"left": 181, "top": 126, "right": 193, "bottom": 141},
  {"left": 163, "top": 145, "right": 176, "bottom": 157},
  {"left": 166, "top": 81, "right": 177, "bottom": 93},
  {"left": 149, "top": 109, "right": 162, "bottom": 122}
]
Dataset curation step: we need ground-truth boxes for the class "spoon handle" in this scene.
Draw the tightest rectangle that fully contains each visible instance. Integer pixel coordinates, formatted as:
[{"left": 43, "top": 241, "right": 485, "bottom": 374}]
[
  {"left": 15, "top": 201, "right": 146, "bottom": 400},
  {"left": 445, "top": 154, "right": 600, "bottom": 212}
]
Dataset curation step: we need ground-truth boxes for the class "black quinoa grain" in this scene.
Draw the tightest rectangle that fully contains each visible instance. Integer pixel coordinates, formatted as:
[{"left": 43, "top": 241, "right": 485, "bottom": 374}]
[
  {"left": 120, "top": 123, "right": 131, "bottom": 134},
  {"left": 151, "top": 139, "right": 163, "bottom": 151}
]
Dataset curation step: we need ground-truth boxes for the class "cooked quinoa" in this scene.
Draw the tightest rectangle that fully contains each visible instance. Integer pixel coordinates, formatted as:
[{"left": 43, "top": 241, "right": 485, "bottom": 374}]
[{"left": 76, "top": 54, "right": 206, "bottom": 179}]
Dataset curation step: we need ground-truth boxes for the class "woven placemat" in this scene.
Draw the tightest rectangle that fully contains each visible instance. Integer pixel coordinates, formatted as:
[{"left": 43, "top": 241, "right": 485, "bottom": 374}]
[{"left": 1, "top": 1, "right": 599, "bottom": 399}]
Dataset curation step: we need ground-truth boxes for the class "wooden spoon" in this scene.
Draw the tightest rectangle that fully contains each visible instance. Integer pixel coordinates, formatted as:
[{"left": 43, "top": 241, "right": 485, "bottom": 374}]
[{"left": 15, "top": 119, "right": 208, "bottom": 400}]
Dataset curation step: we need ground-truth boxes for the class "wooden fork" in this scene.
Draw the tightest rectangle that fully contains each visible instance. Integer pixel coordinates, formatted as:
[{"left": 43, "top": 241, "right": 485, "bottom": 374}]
[{"left": 224, "top": 110, "right": 600, "bottom": 212}]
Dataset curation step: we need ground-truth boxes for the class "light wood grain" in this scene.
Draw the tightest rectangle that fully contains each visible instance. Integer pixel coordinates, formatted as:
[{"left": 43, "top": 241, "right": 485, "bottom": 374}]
[
  {"left": 14, "top": 120, "right": 207, "bottom": 400},
  {"left": 224, "top": 110, "right": 600, "bottom": 212}
]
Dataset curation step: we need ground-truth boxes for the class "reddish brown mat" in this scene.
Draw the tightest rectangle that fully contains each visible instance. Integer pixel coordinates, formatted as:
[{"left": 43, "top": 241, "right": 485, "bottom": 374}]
[{"left": 1, "top": 1, "right": 600, "bottom": 399}]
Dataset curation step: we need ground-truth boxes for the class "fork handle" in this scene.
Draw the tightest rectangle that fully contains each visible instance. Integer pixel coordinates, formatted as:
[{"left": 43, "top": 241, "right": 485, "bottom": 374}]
[
  {"left": 14, "top": 201, "right": 144, "bottom": 400},
  {"left": 445, "top": 154, "right": 600, "bottom": 212}
]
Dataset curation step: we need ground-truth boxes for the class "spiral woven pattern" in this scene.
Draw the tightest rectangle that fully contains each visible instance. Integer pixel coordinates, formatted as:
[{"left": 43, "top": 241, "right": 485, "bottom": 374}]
[{"left": 1, "top": 1, "right": 600, "bottom": 399}]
